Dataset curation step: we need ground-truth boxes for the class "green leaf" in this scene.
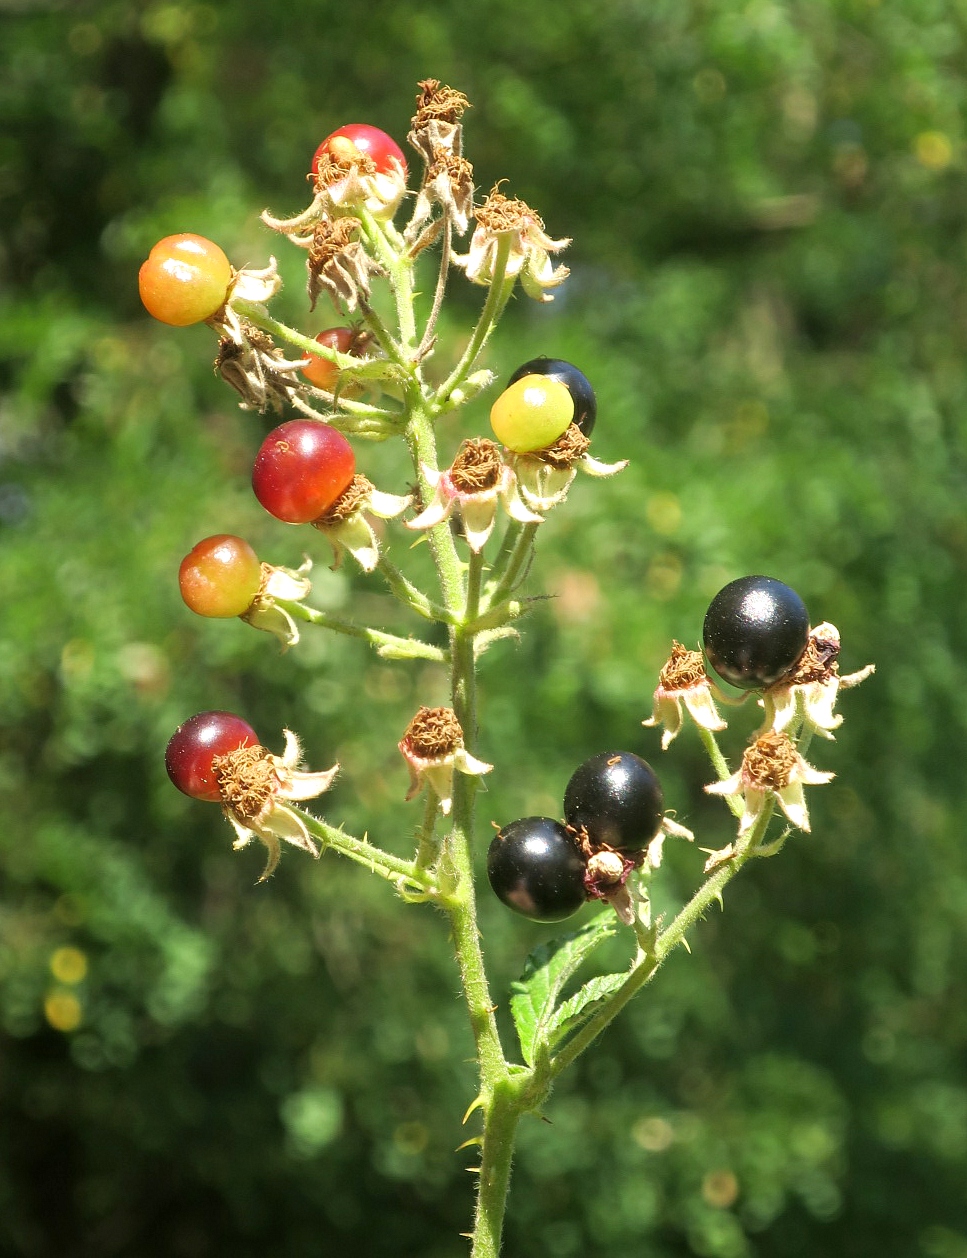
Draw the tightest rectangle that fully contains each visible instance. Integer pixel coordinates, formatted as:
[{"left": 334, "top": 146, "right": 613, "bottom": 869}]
[
  {"left": 545, "top": 972, "right": 628, "bottom": 1050},
  {"left": 509, "top": 914, "right": 616, "bottom": 1067}
]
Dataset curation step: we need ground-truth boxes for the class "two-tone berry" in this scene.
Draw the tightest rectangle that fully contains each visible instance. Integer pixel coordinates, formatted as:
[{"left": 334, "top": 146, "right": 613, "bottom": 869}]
[
  {"left": 139, "top": 234, "right": 233, "bottom": 326},
  {"left": 179, "top": 535, "right": 262, "bottom": 619},
  {"left": 165, "top": 712, "right": 260, "bottom": 802},
  {"left": 507, "top": 357, "right": 597, "bottom": 436},
  {"left": 490, "top": 375, "right": 575, "bottom": 453}
]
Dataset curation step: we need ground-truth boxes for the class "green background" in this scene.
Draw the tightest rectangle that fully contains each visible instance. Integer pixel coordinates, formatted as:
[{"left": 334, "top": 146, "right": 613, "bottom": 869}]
[{"left": 2, "top": 1, "right": 966, "bottom": 1255}]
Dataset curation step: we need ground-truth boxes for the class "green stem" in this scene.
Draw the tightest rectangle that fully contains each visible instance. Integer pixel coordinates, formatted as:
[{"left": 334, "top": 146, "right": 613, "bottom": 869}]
[
  {"left": 231, "top": 302, "right": 367, "bottom": 373},
  {"left": 358, "top": 297, "right": 405, "bottom": 365},
  {"left": 414, "top": 792, "right": 442, "bottom": 871},
  {"left": 697, "top": 726, "right": 744, "bottom": 819},
  {"left": 359, "top": 207, "right": 419, "bottom": 354},
  {"left": 471, "top": 1077, "right": 524, "bottom": 1258},
  {"left": 436, "top": 235, "right": 515, "bottom": 409},
  {"left": 298, "top": 812, "right": 436, "bottom": 893},
  {"left": 484, "top": 522, "right": 539, "bottom": 608},
  {"left": 484, "top": 520, "right": 522, "bottom": 593},
  {"left": 418, "top": 214, "right": 452, "bottom": 358},
  {"left": 405, "top": 401, "right": 465, "bottom": 616},
  {"left": 277, "top": 599, "right": 448, "bottom": 661},
  {"left": 376, "top": 555, "right": 452, "bottom": 623}
]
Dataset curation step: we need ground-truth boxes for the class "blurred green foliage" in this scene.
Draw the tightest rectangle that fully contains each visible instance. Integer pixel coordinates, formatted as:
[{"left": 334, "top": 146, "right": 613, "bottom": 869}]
[{"left": 2, "top": 0, "right": 967, "bottom": 1255}]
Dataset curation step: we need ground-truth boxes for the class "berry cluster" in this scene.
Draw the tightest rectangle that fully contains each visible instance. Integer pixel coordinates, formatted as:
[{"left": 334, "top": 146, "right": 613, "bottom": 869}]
[
  {"left": 488, "top": 751, "right": 666, "bottom": 924},
  {"left": 142, "top": 84, "right": 871, "bottom": 1255}
]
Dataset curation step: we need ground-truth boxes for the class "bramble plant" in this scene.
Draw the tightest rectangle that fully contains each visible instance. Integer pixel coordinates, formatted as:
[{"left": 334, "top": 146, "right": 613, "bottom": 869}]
[{"left": 145, "top": 82, "right": 874, "bottom": 1257}]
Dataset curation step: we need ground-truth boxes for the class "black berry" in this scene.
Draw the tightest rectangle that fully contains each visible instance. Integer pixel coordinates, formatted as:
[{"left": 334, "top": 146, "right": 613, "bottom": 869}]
[
  {"left": 487, "top": 817, "right": 588, "bottom": 923},
  {"left": 564, "top": 751, "right": 664, "bottom": 853},
  {"left": 703, "top": 575, "right": 810, "bottom": 690},
  {"left": 507, "top": 357, "right": 597, "bottom": 436}
]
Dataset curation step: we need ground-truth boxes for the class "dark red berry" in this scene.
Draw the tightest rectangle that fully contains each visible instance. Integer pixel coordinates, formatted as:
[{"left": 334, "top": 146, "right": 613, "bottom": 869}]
[
  {"left": 564, "top": 751, "right": 664, "bottom": 853},
  {"left": 252, "top": 420, "right": 355, "bottom": 524},
  {"left": 703, "top": 576, "right": 810, "bottom": 690},
  {"left": 165, "top": 712, "right": 260, "bottom": 802},
  {"left": 487, "top": 817, "right": 588, "bottom": 923},
  {"left": 507, "top": 357, "right": 597, "bottom": 436}
]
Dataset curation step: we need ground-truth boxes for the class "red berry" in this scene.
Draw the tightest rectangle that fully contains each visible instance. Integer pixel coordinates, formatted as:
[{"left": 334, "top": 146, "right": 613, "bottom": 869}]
[
  {"left": 311, "top": 124, "right": 407, "bottom": 179},
  {"left": 302, "top": 327, "right": 369, "bottom": 391},
  {"left": 252, "top": 420, "right": 355, "bottom": 524},
  {"left": 179, "top": 535, "right": 262, "bottom": 619},
  {"left": 166, "top": 712, "right": 260, "bottom": 802},
  {"left": 138, "top": 234, "right": 233, "bottom": 326}
]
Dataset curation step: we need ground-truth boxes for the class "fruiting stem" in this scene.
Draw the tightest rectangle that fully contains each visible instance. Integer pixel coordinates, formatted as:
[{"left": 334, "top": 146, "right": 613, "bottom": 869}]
[
  {"left": 418, "top": 213, "right": 452, "bottom": 359},
  {"left": 358, "top": 296, "right": 405, "bottom": 365},
  {"left": 298, "top": 812, "right": 436, "bottom": 892},
  {"left": 414, "top": 792, "right": 442, "bottom": 871},
  {"left": 376, "top": 555, "right": 451, "bottom": 622},
  {"left": 697, "top": 726, "right": 744, "bottom": 819},
  {"left": 548, "top": 800, "right": 777, "bottom": 1080},
  {"left": 437, "top": 234, "right": 515, "bottom": 408},
  {"left": 484, "top": 522, "right": 539, "bottom": 608},
  {"left": 278, "top": 600, "right": 448, "bottom": 661}
]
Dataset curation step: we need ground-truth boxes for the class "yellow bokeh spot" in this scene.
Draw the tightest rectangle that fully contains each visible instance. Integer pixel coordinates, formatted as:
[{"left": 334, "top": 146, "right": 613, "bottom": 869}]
[
  {"left": 646, "top": 554, "right": 682, "bottom": 601},
  {"left": 632, "top": 1116, "right": 675, "bottom": 1151},
  {"left": 646, "top": 492, "right": 682, "bottom": 536},
  {"left": 915, "top": 131, "right": 953, "bottom": 171},
  {"left": 44, "top": 990, "right": 83, "bottom": 1033},
  {"left": 702, "top": 1169, "right": 740, "bottom": 1209},
  {"left": 393, "top": 1121, "right": 429, "bottom": 1155},
  {"left": 50, "top": 947, "right": 88, "bottom": 985}
]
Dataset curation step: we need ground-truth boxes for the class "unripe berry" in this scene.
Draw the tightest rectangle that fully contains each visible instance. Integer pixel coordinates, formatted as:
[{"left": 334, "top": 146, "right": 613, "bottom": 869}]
[
  {"left": 138, "top": 234, "right": 233, "bottom": 326},
  {"left": 179, "top": 535, "right": 262, "bottom": 619}
]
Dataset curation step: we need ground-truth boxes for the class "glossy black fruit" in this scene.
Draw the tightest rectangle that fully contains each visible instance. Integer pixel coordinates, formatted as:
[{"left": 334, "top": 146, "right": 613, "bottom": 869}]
[
  {"left": 487, "top": 817, "right": 588, "bottom": 923},
  {"left": 564, "top": 751, "right": 664, "bottom": 853},
  {"left": 703, "top": 575, "right": 810, "bottom": 690},
  {"left": 507, "top": 357, "right": 597, "bottom": 436}
]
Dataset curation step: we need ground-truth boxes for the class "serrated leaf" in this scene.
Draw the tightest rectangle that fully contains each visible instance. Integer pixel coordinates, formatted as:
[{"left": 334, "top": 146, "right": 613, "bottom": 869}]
[
  {"left": 545, "top": 972, "right": 628, "bottom": 1049},
  {"left": 509, "top": 914, "right": 616, "bottom": 1067}
]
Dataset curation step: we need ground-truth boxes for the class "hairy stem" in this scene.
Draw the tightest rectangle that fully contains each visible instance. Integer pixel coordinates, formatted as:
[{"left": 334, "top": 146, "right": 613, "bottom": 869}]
[
  {"left": 298, "top": 812, "right": 436, "bottom": 892},
  {"left": 277, "top": 599, "right": 447, "bottom": 661},
  {"left": 471, "top": 1077, "right": 524, "bottom": 1258},
  {"left": 436, "top": 235, "right": 515, "bottom": 409},
  {"left": 418, "top": 214, "right": 452, "bottom": 359},
  {"left": 697, "top": 726, "right": 743, "bottom": 819},
  {"left": 484, "top": 522, "right": 539, "bottom": 608}
]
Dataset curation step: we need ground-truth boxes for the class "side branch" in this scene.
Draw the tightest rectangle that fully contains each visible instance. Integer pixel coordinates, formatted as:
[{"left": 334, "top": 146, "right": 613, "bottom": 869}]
[{"left": 278, "top": 599, "right": 448, "bottom": 661}]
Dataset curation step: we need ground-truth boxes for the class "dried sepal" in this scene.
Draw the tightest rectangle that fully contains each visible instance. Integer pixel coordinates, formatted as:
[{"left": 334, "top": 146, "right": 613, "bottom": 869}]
[
  {"left": 406, "top": 440, "right": 542, "bottom": 553},
  {"left": 241, "top": 558, "right": 313, "bottom": 647},
  {"left": 398, "top": 706, "right": 492, "bottom": 815},
  {"left": 644, "top": 642, "right": 727, "bottom": 749},
  {"left": 312, "top": 475, "right": 411, "bottom": 572},
  {"left": 510, "top": 425, "right": 627, "bottom": 512},
  {"left": 214, "top": 728, "right": 338, "bottom": 880},
  {"left": 760, "top": 622, "right": 875, "bottom": 739},
  {"left": 214, "top": 321, "right": 308, "bottom": 414},
  {"left": 452, "top": 186, "right": 570, "bottom": 301},
  {"left": 705, "top": 730, "right": 833, "bottom": 837},
  {"left": 306, "top": 217, "right": 383, "bottom": 312}
]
